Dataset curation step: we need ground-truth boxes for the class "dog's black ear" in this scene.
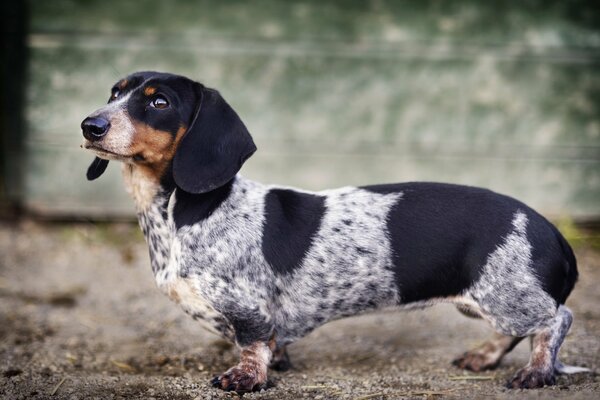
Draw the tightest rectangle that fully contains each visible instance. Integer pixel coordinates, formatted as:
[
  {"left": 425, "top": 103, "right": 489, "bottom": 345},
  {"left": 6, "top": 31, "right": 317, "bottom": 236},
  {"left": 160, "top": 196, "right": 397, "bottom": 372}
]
[
  {"left": 86, "top": 157, "right": 109, "bottom": 181},
  {"left": 173, "top": 84, "right": 256, "bottom": 194}
]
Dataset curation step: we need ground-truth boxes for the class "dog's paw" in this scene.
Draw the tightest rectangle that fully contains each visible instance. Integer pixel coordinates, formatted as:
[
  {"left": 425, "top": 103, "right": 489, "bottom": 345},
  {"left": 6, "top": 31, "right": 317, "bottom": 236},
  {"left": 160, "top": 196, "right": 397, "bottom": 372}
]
[
  {"left": 506, "top": 367, "right": 556, "bottom": 389},
  {"left": 452, "top": 351, "right": 499, "bottom": 372},
  {"left": 211, "top": 366, "right": 267, "bottom": 393}
]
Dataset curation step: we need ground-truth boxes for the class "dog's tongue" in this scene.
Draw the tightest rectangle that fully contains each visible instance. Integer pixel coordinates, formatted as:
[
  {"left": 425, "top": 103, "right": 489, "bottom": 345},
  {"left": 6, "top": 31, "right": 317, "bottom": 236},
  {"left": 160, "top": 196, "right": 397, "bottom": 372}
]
[{"left": 86, "top": 157, "right": 109, "bottom": 181}]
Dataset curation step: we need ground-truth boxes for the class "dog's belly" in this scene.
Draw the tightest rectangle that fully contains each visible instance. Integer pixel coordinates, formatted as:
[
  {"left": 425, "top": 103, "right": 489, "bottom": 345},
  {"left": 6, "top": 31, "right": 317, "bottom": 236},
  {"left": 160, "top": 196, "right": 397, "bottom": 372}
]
[
  {"left": 159, "top": 278, "right": 235, "bottom": 340},
  {"left": 272, "top": 254, "right": 400, "bottom": 344},
  {"left": 274, "top": 289, "right": 398, "bottom": 344}
]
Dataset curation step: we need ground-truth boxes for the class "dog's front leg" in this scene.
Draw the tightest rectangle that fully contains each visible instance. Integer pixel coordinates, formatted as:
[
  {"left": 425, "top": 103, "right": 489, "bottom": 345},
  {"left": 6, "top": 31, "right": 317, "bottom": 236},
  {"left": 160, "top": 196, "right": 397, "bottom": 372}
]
[
  {"left": 211, "top": 341, "right": 273, "bottom": 392},
  {"left": 210, "top": 305, "right": 274, "bottom": 392}
]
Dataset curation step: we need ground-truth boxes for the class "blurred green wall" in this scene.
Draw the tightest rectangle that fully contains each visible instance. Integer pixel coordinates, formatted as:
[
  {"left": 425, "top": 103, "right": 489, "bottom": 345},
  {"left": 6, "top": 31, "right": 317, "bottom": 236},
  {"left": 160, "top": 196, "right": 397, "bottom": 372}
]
[{"left": 20, "top": 0, "right": 600, "bottom": 218}]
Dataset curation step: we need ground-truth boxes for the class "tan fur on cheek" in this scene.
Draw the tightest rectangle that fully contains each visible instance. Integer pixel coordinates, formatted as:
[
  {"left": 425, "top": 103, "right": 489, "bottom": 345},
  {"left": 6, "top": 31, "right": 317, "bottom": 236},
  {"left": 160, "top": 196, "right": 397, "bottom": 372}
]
[
  {"left": 121, "top": 124, "right": 186, "bottom": 211},
  {"left": 129, "top": 123, "right": 186, "bottom": 178}
]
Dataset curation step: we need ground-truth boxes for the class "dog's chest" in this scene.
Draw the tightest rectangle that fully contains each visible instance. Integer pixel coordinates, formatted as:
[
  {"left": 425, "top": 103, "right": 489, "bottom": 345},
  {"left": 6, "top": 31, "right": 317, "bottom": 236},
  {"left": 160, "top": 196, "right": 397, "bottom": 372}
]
[
  {"left": 137, "top": 195, "right": 234, "bottom": 339},
  {"left": 159, "top": 274, "right": 234, "bottom": 339}
]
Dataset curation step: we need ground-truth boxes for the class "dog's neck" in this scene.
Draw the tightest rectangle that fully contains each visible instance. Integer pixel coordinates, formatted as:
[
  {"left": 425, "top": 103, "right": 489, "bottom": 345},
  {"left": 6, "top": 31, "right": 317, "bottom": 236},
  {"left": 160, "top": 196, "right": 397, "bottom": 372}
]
[
  {"left": 122, "top": 164, "right": 175, "bottom": 276},
  {"left": 122, "top": 163, "right": 243, "bottom": 279},
  {"left": 122, "top": 164, "right": 173, "bottom": 212}
]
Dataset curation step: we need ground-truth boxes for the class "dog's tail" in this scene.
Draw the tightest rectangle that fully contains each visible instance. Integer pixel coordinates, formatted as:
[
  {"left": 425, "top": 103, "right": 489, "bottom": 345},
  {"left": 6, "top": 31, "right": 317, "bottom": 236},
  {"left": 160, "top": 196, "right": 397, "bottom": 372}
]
[{"left": 555, "top": 359, "right": 590, "bottom": 375}]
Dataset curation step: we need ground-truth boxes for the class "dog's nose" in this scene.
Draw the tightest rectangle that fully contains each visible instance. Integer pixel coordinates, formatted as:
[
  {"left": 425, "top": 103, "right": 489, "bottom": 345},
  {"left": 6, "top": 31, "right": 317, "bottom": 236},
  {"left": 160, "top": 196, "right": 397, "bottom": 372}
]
[{"left": 81, "top": 116, "right": 110, "bottom": 141}]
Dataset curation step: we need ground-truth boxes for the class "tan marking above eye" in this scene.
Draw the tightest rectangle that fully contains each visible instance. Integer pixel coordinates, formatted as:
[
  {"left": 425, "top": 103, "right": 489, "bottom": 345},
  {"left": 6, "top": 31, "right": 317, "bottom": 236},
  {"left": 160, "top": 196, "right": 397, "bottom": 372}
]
[
  {"left": 144, "top": 86, "right": 157, "bottom": 96},
  {"left": 117, "top": 79, "right": 128, "bottom": 89}
]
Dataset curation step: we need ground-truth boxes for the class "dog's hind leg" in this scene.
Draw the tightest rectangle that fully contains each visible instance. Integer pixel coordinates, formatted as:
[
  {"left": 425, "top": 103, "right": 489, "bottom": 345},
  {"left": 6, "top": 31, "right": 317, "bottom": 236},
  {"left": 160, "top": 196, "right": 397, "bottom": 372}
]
[
  {"left": 453, "top": 333, "right": 523, "bottom": 372},
  {"left": 506, "top": 305, "right": 576, "bottom": 388}
]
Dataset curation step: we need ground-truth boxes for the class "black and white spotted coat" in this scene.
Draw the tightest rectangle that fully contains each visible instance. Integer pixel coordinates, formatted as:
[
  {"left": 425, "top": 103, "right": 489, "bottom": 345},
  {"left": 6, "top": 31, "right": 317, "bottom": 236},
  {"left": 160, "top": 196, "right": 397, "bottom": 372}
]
[{"left": 133, "top": 174, "right": 577, "bottom": 348}]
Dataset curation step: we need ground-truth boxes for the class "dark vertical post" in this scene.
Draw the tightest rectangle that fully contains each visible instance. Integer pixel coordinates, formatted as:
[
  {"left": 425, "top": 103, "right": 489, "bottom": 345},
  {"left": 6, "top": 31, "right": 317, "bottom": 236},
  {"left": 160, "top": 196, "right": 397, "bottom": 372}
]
[{"left": 0, "top": 1, "right": 28, "bottom": 211}]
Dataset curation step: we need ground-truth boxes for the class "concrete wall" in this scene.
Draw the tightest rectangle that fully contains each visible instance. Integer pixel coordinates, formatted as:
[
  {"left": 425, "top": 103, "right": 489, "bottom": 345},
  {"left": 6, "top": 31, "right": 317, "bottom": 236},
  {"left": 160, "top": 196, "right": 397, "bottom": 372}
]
[{"left": 24, "top": 0, "right": 600, "bottom": 218}]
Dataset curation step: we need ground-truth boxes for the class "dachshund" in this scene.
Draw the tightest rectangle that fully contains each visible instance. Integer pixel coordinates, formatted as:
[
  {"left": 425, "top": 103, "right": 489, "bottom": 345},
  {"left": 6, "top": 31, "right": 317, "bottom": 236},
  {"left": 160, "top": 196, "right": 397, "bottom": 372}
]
[{"left": 81, "top": 71, "right": 588, "bottom": 392}]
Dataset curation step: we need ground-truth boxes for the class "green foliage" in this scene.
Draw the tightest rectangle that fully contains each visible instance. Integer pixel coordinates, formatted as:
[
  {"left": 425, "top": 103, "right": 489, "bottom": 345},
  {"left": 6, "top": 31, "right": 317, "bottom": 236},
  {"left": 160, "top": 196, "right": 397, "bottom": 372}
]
[{"left": 556, "top": 216, "right": 600, "bottom": 250}]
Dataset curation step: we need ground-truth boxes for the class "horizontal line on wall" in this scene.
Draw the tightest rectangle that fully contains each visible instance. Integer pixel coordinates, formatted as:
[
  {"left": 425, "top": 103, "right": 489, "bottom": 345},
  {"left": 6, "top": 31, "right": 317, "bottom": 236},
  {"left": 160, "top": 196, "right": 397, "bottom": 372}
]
[
  {"left": 29, "top": 28, "right": 600, "bottom": 52},
  {"left": 25, "top": 139, "right": 600, "bottom": 163},
  {"left": 27, "top": 133, "right": 600, "bottom": 155},
  {"left": 27, "top": 32, "right": 600, "bottom": 64}
]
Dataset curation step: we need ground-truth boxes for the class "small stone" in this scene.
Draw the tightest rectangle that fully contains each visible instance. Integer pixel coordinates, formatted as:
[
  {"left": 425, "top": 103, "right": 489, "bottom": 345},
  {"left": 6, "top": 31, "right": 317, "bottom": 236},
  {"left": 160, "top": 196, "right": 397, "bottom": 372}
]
[{"left": 153, "top": 355, "right": 169, "bottom": 367}]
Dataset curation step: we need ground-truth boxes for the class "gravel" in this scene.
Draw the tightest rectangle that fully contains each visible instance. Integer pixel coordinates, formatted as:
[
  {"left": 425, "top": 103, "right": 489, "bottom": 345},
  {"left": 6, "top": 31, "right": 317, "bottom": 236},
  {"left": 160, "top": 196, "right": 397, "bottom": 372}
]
[{"left": 1, "top": 220, "right": 598, "bottom": 399}]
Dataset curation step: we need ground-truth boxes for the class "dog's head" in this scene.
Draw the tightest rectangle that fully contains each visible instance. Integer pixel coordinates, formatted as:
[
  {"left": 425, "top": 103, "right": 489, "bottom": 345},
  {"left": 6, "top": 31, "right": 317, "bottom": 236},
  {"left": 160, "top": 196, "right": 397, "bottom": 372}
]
[{"left": 81, "top": 71, "right": 256, "bottom": 193}]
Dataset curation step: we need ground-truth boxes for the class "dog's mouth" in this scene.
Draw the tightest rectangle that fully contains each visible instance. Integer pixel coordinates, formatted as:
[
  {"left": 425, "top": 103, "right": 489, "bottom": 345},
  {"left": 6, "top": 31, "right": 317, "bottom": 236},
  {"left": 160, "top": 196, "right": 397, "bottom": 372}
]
[{"left": 81, "top": 142, "right": 132, "bottom": 161}]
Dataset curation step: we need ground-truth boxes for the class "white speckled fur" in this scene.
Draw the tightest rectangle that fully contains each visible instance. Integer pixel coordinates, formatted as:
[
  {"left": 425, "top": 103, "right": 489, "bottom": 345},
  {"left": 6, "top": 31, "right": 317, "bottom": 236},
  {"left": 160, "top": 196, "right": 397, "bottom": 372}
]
[
  {"left": 129, "top": 175, "right": 233, "bottom": 339},
  {"left": 464, "top": 211, "right": 557, "bottom": 337},
  {"left": 175, "top": 178, "right": 272, "bottom": 340},
  {"left": 273, "top": 187, "right": 401, "bottom": 343},
  {"left": 128, "top": 174, "right": 402, "bottom": 345},
  {"left": 129, "top": 174, "right": 561, "bottom": 348}
]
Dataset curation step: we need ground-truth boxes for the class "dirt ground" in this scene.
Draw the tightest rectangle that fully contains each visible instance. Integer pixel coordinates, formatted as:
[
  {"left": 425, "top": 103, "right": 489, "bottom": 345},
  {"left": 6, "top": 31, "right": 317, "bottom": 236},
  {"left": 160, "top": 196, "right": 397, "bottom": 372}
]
[{"left": 0, "top": 220, "right": 599, "bottom": 400}]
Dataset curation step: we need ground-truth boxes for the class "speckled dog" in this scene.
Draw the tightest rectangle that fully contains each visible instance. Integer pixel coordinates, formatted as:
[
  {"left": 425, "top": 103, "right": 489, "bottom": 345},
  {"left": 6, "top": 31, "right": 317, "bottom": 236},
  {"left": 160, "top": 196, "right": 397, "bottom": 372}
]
[{"left": 81, "top": 71, "right": 588, "bottom": 392}]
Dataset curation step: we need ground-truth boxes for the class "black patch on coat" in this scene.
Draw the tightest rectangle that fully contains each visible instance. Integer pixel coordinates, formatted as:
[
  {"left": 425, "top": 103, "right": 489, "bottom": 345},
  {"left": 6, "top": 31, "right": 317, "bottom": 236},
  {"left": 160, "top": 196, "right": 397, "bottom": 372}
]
[
  {"left": 262, "top": 189, "right": 326, "bottom": 275},
  {"left": 363, "top": 182, "right": 525, "bottom": 304},
  {"left": 173, "top": 179, "right": 234, "bottom": 229}
]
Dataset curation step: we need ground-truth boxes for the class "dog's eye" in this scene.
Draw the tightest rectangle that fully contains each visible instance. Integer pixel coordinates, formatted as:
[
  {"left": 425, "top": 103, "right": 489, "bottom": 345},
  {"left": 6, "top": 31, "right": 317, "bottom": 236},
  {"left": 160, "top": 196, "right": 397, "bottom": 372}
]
[
  {"left": 150, "top": 96, "right": 169, "bottom": 109},
  {"left": 111, "top": 90, "right": 120, "bottom": 100}
]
